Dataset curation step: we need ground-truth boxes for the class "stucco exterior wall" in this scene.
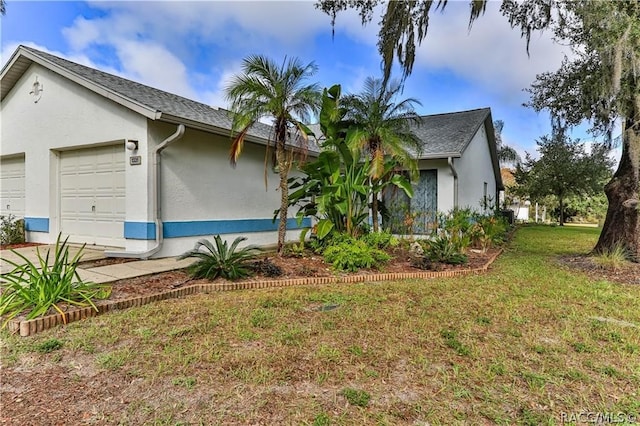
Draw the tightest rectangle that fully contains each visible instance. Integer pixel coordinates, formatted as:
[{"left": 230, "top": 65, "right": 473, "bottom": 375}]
[
  {"left": 0, "top": 63, "right": 147, "bottom": 244},
  {"left": 148, "top": 122, "right": 306, "bottom": 257},
  {"left": 455, "top": 124, "right": 497, "bottom": 213}
]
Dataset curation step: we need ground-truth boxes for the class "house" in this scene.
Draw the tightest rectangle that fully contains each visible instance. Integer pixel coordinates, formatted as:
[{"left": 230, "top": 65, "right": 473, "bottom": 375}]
[
  {"left": 385, "top": 108, "right": 504, "bottom": 233},
  {"left": 0, "top": 45, "right": 310, "bottom": 258}
]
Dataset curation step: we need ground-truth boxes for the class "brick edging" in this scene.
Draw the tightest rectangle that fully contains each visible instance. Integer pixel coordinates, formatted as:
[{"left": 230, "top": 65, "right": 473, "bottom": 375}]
[{"left": 8, "top": 248, "right": 503, "bottom": 337}]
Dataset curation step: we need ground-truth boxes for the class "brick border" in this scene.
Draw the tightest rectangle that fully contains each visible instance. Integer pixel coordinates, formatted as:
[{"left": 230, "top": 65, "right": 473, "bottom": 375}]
[{"left": 8, "top": 249, "right": 503, "bottom": 337}]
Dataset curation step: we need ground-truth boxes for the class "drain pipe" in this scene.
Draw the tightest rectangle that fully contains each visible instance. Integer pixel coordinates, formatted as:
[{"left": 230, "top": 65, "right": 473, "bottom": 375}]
[
  {"left": 106, "top": 124, "right": 186, "bottom": 259},
  {"left": 448, "top": 157, "right": 459, "bottom": 208}
]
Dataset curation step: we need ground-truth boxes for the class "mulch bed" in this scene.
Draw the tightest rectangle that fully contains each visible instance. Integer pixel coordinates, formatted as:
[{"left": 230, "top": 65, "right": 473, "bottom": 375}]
[
  {"left": 558, "top": 255, "right": 640, "bottom": 285},
  {"left": 0, "top": 242, "right": 43, "bottom": 250},
  {"left": 106, "top": 247, "right": 499, "bottom": 300}
]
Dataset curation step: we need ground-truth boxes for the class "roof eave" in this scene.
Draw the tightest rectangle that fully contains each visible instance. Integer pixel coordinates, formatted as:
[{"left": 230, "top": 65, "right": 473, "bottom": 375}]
[
  {"left": 417, "top": 152, "right": 462, "bottom": 160},
  {"left": 159, "top": 113, "right": 320, "bottom": 157},
  {"left": 1, "top": 46, "right": 159, "bottom": 119},
  {"left": 483, "top": 112, "right": 505, "bottom": 191}
]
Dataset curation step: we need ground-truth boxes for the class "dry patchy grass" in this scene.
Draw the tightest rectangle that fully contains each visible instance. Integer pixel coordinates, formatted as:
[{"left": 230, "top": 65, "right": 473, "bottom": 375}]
[{"left": 1, "top": 225, "right": 639, "bottom": 425}]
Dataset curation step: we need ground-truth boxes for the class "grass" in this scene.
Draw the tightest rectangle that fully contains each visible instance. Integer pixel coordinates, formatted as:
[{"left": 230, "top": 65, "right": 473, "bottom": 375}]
[
  {"left": 592, "top": 243, "right": 631, "bottom": 271},
  {"left": 2, "top": 225, "right": 640, "bottom": 424}
]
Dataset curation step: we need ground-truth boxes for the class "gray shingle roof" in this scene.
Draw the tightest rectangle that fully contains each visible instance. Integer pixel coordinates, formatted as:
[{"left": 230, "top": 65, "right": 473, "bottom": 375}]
[
  {"left": 305, "top": 108, "right": 492, "bottom": 159},
  {"left": 410, "top": 108, "right": 491, "bottom": 158},
  {"left": 3, "top": 46, "right": 277, "bottom": 143}
]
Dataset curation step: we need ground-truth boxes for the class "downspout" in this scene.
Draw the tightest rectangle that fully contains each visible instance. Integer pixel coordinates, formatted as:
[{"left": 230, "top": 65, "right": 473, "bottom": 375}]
[
  {"left": 448, "top": 157, "right": 458, "bottom": 208},
  {"left": 106, "top": 124, "right": 186, "bottom": 259}
]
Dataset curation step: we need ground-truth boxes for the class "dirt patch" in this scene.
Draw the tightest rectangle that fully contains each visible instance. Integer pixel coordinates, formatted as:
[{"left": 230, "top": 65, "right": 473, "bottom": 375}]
[
  {"left": 0, "top": 242, "right": 43, "bottom": 251},
  {"left": 558, "top": 255, "right": 640, "bottom": 285},
  {"left": 77, "top": 257, "right": 138, "bottom": 269}
]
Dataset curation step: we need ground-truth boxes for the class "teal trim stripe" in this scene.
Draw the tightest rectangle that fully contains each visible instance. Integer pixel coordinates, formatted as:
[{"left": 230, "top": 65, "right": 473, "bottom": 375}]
[
  {"left": 24, "top": 217, "right": 49, "bottom": 232},
  {"left": 124, "top": 222, "right": 156, "bottom": 240},
  {"left": 163, "top": 218, "right": 311, "bottom": 239}
]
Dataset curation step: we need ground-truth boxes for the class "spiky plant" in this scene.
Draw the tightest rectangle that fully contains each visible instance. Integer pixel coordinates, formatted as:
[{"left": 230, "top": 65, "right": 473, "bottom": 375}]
[{"left": 179, "top": 235, "right": 261, "bottom": 280}]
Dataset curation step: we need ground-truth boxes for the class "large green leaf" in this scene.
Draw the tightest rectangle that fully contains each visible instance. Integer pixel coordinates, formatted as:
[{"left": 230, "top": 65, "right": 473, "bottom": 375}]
[
  {"left": 316, "top": 219, "right": 334, "bottom": 240},
  {"left": 390, "top": 174, "right": 414, "bottom": 198}
]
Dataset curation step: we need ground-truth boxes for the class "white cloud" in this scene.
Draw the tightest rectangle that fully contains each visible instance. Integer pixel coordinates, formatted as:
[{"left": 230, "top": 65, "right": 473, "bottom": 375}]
[
  {"left": 113, "top": 40, "right": 197, "bottom": 99},
  {"left": 201, "top": 61, "right": 243, "bottom": 109},
  {"left": 416, "top": 2, "right": 570, "bottom": 100}
]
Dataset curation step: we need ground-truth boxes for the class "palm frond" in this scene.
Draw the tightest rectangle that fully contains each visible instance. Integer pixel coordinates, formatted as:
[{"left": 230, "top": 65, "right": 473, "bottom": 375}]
[{"left": 229, "top": 126, "right": 250, "bottom": 167}]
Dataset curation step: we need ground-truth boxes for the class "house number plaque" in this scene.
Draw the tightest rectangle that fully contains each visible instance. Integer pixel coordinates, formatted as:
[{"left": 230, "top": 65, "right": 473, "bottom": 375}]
[{"left": 130, "top": 155, "right": 142, "bottom": 165}]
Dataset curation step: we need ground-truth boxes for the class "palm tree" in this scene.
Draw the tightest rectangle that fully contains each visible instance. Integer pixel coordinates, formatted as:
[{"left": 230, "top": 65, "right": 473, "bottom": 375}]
[
  {"left": 493, "top": 120, "right": 521, "bottom": 167},
  {"left": 1, "top": 0, "right": 6, "bottom": 15},
  {"left": 344, "top": 77, "right": 422, "bottom": 232},
  {"left": 225, "top": 55, "right": 321, "bottom": 255}
]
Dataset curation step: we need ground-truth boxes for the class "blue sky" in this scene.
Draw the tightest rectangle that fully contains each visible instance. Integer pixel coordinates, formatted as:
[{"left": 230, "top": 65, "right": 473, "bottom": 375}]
[{"left": 1, "top": 0, "right": 614, "bottom": 161}]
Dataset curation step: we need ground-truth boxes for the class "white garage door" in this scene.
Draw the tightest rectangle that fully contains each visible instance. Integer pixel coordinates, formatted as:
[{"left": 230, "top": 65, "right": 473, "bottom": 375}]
[
  {"left": 60, "top": 145, "right": 125, "bottom": 247},
  {"left": 0, "top": 156, "right": 25, "bottom": 218}
]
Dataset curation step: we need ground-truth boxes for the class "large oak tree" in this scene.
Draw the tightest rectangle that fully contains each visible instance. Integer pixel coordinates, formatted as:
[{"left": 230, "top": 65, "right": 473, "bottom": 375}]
[{"left": 319, "top": 0, "right": 640, "bottom": 260}]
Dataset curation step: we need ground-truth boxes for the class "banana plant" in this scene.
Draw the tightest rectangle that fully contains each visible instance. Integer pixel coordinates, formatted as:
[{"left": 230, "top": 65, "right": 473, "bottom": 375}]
[{"left": 280, "top": 84, "right": 414, "bottom": 239}]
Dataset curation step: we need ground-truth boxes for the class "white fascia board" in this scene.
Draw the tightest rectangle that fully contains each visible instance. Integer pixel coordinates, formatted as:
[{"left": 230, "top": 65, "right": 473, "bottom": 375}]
[{"left": 417, "top": 152, "right": 462, "bottom": 160}]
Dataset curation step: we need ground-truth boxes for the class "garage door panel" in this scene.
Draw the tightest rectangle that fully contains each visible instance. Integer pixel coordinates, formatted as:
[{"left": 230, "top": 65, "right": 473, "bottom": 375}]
[
  {"left": 0, "top": 156, "right": 25, "bottom": 218},
  {"left": 60, "top": 145, "right": 125, "bottom": 247}
]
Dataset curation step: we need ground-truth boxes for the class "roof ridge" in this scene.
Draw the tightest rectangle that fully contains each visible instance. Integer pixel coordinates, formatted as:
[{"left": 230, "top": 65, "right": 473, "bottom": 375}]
[
  {"left": 20, "top": 45, "right": 223, "bottom": 113},
  {"left": 417, "top": 107, "right": 490, "bottom": 118}
]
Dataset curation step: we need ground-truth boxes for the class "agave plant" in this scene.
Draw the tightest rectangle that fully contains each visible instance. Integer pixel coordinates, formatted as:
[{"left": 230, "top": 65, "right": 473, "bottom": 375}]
[
  {"left": 179, "top": 235, "right": 261, "bottom": 280},
  {"left": 0, "top": 234, "right": 111, "bottom": 327}
]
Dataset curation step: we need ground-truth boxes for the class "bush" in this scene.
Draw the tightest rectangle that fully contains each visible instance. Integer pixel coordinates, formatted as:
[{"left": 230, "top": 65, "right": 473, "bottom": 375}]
[
  {"left": 0, "top": 234, "right": 111, "bottom": 326},
  {"left": 1, "top": 214, "right": 25, "bottom": 245},
  {"left": 440, "top": 208, "right": 476, "bottom": 252},
  {"left": 424, "top": 235, "right": 468, "bottom": 265},
  {"left": 360, "top": 230, "right": 399, "bottom": 249},
  {"left": 179, "top": 235, "right": 260, "bottom": 280},
  {"left": 323, "top": 237, "right": 390, "bottom": 272},
  {"left": 249, "top": 258, "right": 283, "bottom": 277},
  {"left": 471, "top": 215, "right": 508, "bottom": 252}
]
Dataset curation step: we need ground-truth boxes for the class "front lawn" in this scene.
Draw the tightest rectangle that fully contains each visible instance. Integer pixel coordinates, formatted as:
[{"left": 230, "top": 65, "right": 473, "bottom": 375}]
[{"left": 2, "top": 225, "right": 639, "bottom": 425}]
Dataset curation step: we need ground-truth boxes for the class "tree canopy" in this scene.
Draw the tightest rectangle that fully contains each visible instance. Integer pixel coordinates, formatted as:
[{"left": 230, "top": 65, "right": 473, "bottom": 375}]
[
  {"left": 318, "top": 0, "right": 640, "bottom": 260},
  {"left": 225, "top": 55, "right": 322, "bottom": 255},
  {"left": 343, "top": 77, "right": 423, "bottom": 231},
  {"left": 515, "top": 130, "right": 614, "bottom": 225}
]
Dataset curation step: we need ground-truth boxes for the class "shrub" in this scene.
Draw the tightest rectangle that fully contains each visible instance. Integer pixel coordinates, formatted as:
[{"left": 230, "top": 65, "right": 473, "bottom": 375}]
[
  {"left": 0, "top": 214, "right": 25, "bottom": 246},
  {"left": 249, "top": 258, "right": 283, "bottom": 277},
  {"left": 472, "top": 215, "right": 508, "bottom": 253},
  {"left": 179, "top": 235, "right": 260, "bottom": 280},
  {"left": 424, "top": 235, "right": 468, "bottom": 265},
  {"left": 441, "top": 208, "right": 476, "bottom": 252},
  {"left": 0, "top": 234, "right": 111, "bottom": 326},
  {"left": 323, "top": 237, "right": 390, "bottom": 272},
  {"left": 360, "top": 230, "right": 399, "bottom": 249}
]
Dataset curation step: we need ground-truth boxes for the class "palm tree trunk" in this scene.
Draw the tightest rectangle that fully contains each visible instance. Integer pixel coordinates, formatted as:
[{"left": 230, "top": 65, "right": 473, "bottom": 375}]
[
  {"left": 594, "top": 115, "right": 640, "bottom": 261},
  {"left": 275, "top": 120, "right": 289, "bottom": 256},
  {"left": 371, "top": 188, "right": 380, "bottom": 232},
  {"left": 277, "top": 153, "right": 288, "bottom": 256}
]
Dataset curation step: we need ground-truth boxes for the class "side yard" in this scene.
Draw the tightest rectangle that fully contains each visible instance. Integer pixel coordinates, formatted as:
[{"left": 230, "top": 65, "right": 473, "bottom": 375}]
[{"left": 1, "top": 225, "right": 639, "bottom": 425}]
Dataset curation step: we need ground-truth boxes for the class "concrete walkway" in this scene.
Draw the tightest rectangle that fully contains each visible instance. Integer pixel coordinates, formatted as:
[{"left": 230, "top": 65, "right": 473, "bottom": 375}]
[{"left": 1, "top": 245, "right": 194, "bottom": 284}]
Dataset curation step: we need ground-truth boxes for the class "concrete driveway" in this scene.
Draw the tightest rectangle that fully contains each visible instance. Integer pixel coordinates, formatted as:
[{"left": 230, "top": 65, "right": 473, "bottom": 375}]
[{"left": 0, "top": 245, "right": 194, "bottom": 284}]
